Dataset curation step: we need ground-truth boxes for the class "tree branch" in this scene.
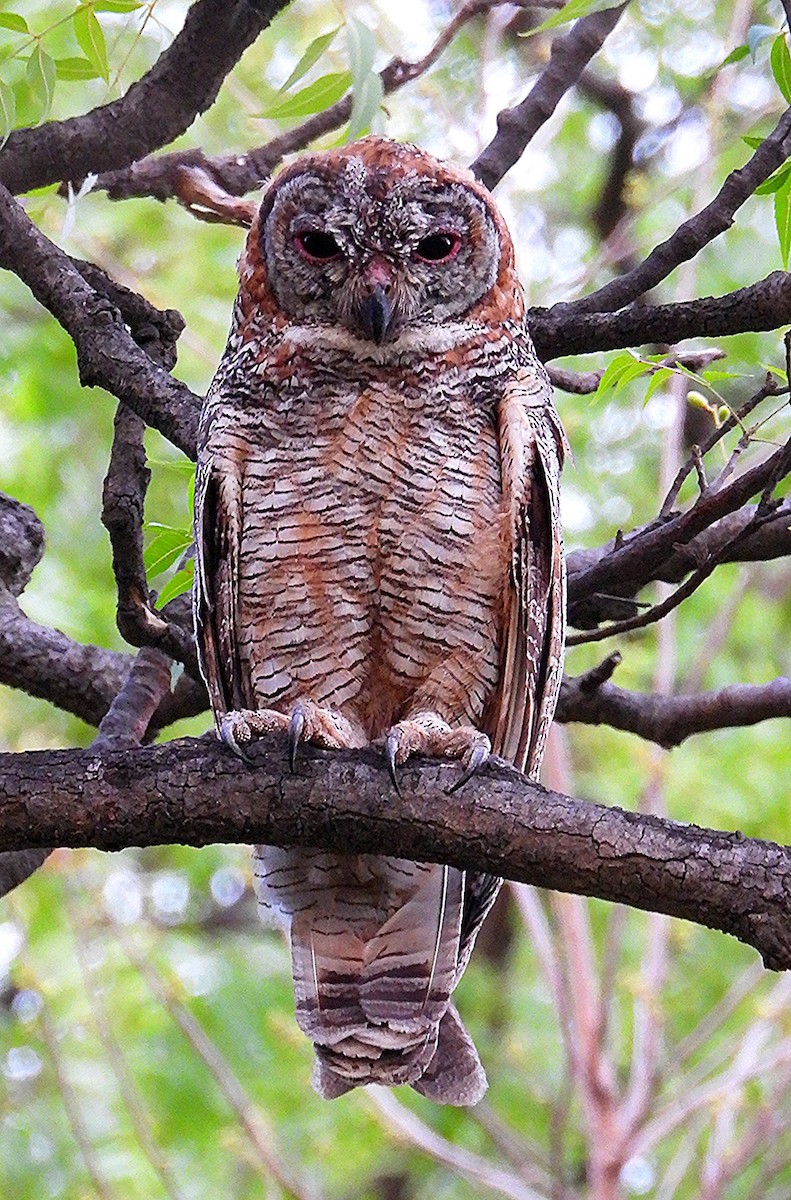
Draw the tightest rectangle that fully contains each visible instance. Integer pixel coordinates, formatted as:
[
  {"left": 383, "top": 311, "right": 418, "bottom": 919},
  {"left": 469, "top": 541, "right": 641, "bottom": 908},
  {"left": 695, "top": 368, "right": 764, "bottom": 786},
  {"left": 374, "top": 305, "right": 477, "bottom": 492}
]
[
  {"left": 530, "top": 272, "right": 791, "bottom": 360},
  {"left": 102, "top": 405, "right": 199, "bottom": 674},
  {"left": 0, "top": 181, "right": 199, "bottom": 457},
  {"left": 566, "top": 498, "right": 791, "bottom": 627},
  {"left": 0, "top": 0, "right": 290, "bottom": 195},
  {"left": 94, "top": 0, "right": 521, "bottom": 208},
  {"left": 557, "top": 655, "right": 791, "bottom": 747},
  {"left": 472, "top": 3, "right": 629, "bottom": 191},
  {"left": 565, "top": 434, "right": 791, "bottom": 628},
  {"left": 556, "top": 106, "right": 791, "bottom": 314},
  {"left": 3, "top": 735, "right": 791, "bottom": 970}
]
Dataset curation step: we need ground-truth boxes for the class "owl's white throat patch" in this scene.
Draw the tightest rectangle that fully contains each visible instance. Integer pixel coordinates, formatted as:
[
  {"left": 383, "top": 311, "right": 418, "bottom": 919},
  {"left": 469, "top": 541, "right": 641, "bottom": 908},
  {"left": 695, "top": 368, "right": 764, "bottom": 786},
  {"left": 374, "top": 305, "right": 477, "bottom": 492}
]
[{"left": 282, "top": 321, "right": 481, "bottom": 362}]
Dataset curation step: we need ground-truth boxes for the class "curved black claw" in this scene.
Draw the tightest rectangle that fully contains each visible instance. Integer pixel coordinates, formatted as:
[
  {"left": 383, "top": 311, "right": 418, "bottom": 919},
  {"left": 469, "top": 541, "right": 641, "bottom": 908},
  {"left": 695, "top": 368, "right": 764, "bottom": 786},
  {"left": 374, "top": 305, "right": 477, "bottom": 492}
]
[
  {"left": 288, "top": 707, "right": 305, "bottom": 773},
  {"left": 447, "top": 744, "right": 489, "bottom": 795},
  {"left": 218, "top": 716, "right": 254, "bottom": 765},
  {"left": 385, "top": 730, "right": 403, "bottom": 798}
]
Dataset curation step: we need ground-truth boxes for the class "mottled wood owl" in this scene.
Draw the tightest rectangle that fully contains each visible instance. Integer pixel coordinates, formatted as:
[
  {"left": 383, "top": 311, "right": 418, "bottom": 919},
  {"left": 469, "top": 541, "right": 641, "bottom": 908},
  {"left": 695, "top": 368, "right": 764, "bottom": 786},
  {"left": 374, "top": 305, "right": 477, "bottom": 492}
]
[{"left": 194, "top": 136, "right": 566, "bottom": 1105}]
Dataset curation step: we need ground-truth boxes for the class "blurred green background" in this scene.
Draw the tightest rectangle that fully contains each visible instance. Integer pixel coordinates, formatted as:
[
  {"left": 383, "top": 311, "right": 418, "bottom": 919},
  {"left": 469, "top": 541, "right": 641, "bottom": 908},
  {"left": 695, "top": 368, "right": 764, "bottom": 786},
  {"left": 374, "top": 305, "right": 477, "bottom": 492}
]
[{"left": 2, "top": 1, "right": 791, "bottom": 1197}]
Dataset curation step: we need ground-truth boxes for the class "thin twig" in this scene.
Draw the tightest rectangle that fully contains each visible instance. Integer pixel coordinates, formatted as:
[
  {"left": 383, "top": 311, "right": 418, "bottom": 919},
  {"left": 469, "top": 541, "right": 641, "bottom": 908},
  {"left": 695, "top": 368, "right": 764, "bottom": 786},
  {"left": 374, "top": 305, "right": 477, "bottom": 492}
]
[
  {"left": 367, "top": 1089, "right": 548, "bottom": 1200},
  {"left": 115, "top": 925, "right": 316, "bottom": 1200}
]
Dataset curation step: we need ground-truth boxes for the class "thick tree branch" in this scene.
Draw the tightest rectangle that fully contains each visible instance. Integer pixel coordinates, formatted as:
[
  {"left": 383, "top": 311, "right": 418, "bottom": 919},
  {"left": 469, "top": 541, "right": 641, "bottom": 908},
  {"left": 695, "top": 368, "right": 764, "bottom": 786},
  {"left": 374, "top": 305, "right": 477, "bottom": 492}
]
[
  {"left": 530, "top": 272, "right": 791, "bottom": 360},
  {"left": 0, "top": 181, "right": 199, "bottom": 457},
  {"left": 0, "top": 0, "right": 289, "bottom": 195},
  {"left": 3, "top": 735, "right": 791, "bottom": 971},
  {"left": 472, "top": 4, "right": 628, "bottom": 191}
]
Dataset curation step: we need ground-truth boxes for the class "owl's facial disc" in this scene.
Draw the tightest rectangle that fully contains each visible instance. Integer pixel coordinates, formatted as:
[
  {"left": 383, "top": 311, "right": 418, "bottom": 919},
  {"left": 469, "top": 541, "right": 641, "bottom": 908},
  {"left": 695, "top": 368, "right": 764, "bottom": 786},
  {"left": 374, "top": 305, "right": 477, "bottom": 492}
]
[{"left": 261, "top": 164, "right": 500, "bottom": 346}]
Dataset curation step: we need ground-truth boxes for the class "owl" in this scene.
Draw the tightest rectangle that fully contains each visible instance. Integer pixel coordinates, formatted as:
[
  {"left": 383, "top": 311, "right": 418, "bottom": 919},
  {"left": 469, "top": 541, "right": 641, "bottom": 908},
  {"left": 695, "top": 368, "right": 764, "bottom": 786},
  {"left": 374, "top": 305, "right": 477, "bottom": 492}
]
[{"left": 194, "top": 136, "right": 566, "bottom": 1105}]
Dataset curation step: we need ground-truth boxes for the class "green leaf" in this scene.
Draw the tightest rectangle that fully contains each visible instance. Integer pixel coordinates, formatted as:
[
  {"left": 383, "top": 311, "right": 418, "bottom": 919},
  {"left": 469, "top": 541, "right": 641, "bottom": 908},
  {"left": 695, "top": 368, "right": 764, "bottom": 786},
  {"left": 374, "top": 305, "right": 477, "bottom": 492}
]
[
  {"left": 55, "top": 56, "right": 101, "bottom": 81},
  {"left": 0, "top": 78, "right": 14, "bottom": 144},
  {"left": 144, "top": 526, "right": 192, "bottom": 577},
  {"left": 522, "top": 0, "right": 616, "bottom": 37},
  {"left": 643, "top": 366, "right": 675, "bottom": 404},
  {"left": 700, "top": 369, "right": 742, "bottom": 382},
  {"left": 0, "top": 12, "right": 28, "bottom": 32},
  {"left": 73, "top": 4, "right": 109, "bottom": 81},
  {"left": 755, "top": 163, "right": 791, "bottom": 194},
  {"left": 771, "top": 35, "right": 791, "bottom": 102},
  {"left": 347, "top": 70, "right": 384, "bottom": 140},
  {"left": 595, "top": 353, "right": 636, "bottom": 396},
  {"left": 280, "top": 27, "right": 340, "bottom": 92},
  {"left": 761, "top": 362, "right": 788, "bottom": 382},
  {"left": 347, "top": 16, "right": 376, "bottom": 83},
  {"left": 93, "top": 0, "right": 143, "bottom": 10},
  {"left": 747, "top": 23, "right": 775, "bottom": 61},
  {"left": 156, "top": 563, "right": 194, "bottom": 608},
  {"left": 719, "top": 43, "right": 749, "bottom": 68},
  {"left": 259, "top": 70, "right": 353, "bottom": 119},
  {"left": 25, "top": 45, "right": 56, "bottom": 122},
  {"left": 614, "top": 360, "right": 651, "bottom": 392},
  {"left": 346, "top": 18, "right": 383, "bottom": 140},
  {"left": 776, "top": 175, "right": 791, "bottom": 269},
  {"left": 742, "top": 134, "right": 764, "bottom": 149}
]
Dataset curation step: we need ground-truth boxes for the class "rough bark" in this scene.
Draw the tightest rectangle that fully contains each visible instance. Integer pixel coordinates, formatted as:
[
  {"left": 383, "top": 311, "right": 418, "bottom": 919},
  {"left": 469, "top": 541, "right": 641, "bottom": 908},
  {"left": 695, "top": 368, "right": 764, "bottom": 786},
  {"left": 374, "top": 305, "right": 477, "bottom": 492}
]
[
  {"left": 3, "top": 734, "right": 791, "bottom": 971},
  {"left": 0, "top": 0, "right": 289, "bottom": 195}
]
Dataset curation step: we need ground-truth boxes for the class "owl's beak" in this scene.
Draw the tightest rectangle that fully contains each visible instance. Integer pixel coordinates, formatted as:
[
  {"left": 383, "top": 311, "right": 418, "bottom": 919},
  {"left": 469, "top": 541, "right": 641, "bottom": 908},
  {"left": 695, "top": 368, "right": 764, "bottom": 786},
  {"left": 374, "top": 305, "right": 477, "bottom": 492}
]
[{"left": 358, "top": 283, "right": 395, "bottom": 344}]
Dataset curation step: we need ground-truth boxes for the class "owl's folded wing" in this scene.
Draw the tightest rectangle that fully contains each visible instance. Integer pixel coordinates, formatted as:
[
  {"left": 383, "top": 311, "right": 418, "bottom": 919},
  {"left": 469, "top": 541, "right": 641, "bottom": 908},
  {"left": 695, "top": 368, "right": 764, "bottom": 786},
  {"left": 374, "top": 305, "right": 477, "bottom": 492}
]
[
  {"left": 193, "top": 453, "right": 250, "bottom": 719},
  {"left": 489, "top": 365, "right": 568, "bottom": 777}
]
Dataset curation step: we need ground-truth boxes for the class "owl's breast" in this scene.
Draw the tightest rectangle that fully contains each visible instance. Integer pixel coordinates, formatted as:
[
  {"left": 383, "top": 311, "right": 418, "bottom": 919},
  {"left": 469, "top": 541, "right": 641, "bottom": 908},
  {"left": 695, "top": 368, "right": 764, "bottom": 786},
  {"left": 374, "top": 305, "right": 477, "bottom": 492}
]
[{"left": 230, "top": 369, "right": 508, "bottom": 731}]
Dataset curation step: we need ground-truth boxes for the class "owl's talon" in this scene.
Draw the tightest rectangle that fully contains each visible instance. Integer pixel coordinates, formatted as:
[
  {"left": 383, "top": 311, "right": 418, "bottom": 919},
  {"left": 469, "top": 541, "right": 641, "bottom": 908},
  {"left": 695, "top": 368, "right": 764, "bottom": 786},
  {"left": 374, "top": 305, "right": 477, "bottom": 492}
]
[
  {"left": 288, "top": 707, "right": 306, "bottom": 772},
  {"left": 385, "top": 730, "right": 403, "bottom": 797},
  {"left": 218, "top": 715, "right": 254, "bottom": 764},
  {"left": 447, "top": 743, "right": 489, "bottom": 795}
]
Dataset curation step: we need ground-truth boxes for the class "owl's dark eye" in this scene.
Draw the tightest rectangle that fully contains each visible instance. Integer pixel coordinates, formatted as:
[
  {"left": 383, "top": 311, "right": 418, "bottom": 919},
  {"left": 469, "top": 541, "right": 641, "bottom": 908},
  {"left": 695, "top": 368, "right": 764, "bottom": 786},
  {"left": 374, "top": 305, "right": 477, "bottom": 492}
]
[
  {"left": 295, "top": 231, "right": 342, "bottom": 262},
  {"left": 415, "top": 232, "right": 461, "bottom": 263}
]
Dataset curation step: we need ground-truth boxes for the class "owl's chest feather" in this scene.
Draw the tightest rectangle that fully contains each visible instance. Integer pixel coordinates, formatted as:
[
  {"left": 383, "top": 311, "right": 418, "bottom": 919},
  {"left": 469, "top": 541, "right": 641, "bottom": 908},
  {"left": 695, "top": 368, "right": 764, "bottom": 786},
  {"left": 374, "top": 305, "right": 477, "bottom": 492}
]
[{"left": 240, "top": 373, "right": 502, "bottom": 527}]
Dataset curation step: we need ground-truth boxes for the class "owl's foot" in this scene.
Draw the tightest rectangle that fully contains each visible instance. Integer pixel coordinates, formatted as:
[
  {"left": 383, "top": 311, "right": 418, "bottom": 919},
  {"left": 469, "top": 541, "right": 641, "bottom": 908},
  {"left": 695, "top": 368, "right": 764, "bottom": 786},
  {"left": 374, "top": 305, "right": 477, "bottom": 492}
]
[
  {"left": 384, "top": 711, "right": 490, "bottom": 796},
  {"left": 218, "top": 701, "right": 357, "bottom": 769},
  {"left": 286, "top": 699, "right": 359, "bottom": 771},
  {"left": 218, "top": 708, "right": 289, "bottom": 762}
]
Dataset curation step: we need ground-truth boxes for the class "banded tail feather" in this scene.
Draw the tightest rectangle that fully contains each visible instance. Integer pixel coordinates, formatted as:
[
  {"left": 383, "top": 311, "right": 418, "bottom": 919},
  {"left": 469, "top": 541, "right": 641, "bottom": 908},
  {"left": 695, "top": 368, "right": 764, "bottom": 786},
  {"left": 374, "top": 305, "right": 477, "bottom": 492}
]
[{"left": 254, "top": 847, "right": 487, "bottom": 1104}]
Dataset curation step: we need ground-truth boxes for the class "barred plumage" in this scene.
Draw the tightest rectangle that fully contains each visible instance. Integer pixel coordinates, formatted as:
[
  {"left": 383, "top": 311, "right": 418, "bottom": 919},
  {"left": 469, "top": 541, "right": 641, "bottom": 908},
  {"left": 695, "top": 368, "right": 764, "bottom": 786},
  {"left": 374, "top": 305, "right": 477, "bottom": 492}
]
[{"left": 194, "top": 136, "right": 566, "bottom": 1105}]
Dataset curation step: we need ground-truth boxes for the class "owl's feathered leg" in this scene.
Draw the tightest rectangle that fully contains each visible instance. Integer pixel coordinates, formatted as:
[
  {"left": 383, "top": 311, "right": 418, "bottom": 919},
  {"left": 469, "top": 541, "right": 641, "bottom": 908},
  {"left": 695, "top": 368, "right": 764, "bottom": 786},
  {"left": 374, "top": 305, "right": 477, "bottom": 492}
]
[
  {"left": 384, "top": 710, "right": 490, "bottom": 794},
  {"left": 218, "top": 701, "right": 360, "bottom": 763}
]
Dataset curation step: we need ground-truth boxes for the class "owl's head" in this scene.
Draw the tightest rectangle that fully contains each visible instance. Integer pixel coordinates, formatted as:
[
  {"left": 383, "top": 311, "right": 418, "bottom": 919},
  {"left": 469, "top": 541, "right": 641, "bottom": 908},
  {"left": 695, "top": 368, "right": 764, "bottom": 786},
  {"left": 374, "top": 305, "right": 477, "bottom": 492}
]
[{"left": 241, "top": 137, "right": 522, "bottom": 350}]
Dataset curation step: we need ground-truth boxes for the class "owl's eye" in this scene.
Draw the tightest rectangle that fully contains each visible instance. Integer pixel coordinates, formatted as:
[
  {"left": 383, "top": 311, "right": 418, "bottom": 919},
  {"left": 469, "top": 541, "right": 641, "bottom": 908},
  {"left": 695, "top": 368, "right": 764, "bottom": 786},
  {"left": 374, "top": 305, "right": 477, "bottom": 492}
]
[
  {"left": 295, "top": 231, "right": 342, "bottom": 262},
  {"left": 415, "top": 232, "right": 461, "bottom": 263}
]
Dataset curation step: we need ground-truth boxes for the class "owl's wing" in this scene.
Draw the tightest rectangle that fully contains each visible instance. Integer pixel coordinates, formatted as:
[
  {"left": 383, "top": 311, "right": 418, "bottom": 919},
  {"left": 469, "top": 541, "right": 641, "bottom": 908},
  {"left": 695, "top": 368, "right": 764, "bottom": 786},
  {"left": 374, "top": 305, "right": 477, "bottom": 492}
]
[
  {"left": 489, "top": 363, "right": 567, "bottom": 777},
  {"left": 457, "top": 364, "right": 567, "bottom": 973},
  {"left": 193, "top": 446, "right": 250, "bottom": 719}
]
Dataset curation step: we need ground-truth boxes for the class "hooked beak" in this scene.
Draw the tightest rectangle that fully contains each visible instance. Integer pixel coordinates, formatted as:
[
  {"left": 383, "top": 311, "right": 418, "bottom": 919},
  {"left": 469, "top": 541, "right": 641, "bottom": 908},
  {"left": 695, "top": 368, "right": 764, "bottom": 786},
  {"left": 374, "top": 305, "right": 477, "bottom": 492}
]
[{"left": 358, "top": 283, "right": 396, "bottom": 344}]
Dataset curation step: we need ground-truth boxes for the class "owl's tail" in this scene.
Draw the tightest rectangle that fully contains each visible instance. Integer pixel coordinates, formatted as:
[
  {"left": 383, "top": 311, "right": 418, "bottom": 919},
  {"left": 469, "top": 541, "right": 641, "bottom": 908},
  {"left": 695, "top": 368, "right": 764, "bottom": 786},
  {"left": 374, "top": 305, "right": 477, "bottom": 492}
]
[{"left": 263, "top": 854, "right": 487, "bottom": 1106}]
